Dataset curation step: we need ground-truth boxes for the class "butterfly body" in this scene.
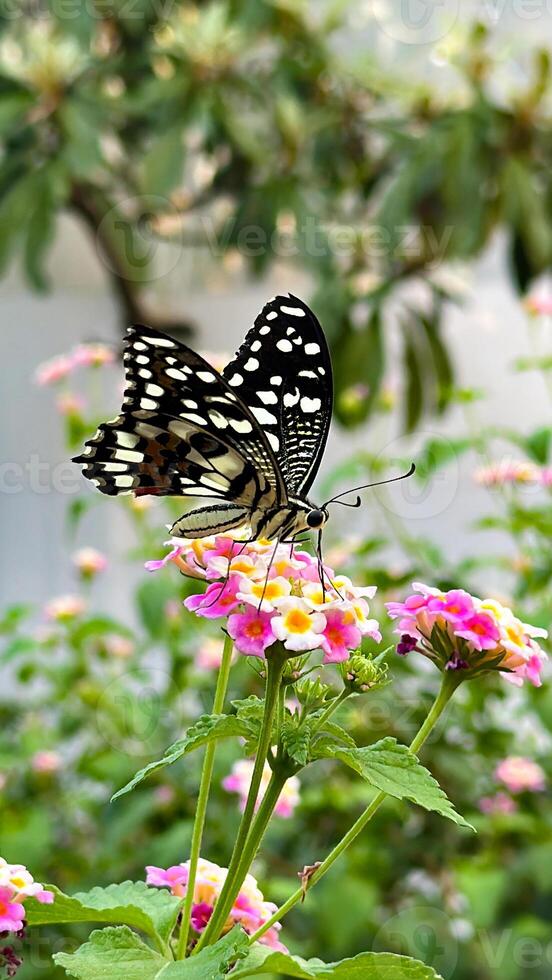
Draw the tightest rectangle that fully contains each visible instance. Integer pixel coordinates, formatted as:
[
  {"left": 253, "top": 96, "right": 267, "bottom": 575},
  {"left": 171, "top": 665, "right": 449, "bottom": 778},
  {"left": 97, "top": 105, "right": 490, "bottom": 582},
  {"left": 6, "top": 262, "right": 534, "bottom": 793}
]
[{"left": 74, "top": 295, "right": 334, "bottom": 544}]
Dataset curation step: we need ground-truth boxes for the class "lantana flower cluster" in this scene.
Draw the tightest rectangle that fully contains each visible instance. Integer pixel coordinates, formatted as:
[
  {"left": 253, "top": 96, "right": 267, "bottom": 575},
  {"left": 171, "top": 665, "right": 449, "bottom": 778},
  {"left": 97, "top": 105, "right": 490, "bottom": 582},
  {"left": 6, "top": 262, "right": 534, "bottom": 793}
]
[
  {"left": 147, "top": 535, "right": 381, "bottom": 662},
  {"left": 222, "top": 757, "right": 300, "bottom": 818},
  {"left": 0, "top": 858, "right": 53, "bottom": 934},
  {"left": 474, "top": 460, "right": 552, "bottom": 488},
  {"left": 146, "top": 858, "right": 285, "bottom": 951},
  {"left": 386, "top": 583, "right": 548, "bottom": 686}
]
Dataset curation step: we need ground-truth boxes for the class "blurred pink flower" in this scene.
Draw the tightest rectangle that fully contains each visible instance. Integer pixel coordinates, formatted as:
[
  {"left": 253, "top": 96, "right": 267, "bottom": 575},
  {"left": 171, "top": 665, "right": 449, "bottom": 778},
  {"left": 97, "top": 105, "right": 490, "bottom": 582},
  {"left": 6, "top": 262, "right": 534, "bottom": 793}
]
[
  {"left": 524, "top": 292, "right": 552, "bottom": 316},
  {"left": 32, "top": 751, "right": 61, "bottom": 774},
  {"left": 474, "top": 460, "right": 541, "bottom": 487},
  {"left": 495, "top": 756, "right": 546, "bottom": 794},
  {"left": 34, "top": 354, "right": 73, "bottom": 386},
  {"left": 72, "top": 343, "right": 115, "bottom": 368},
  {"left": 44, "top": 594, "right": 86, "bottom": 622},
  {"left": 479, "top": 792, "right": 517, "bottom": 815},
  {"left": 73, "top": 547, "right": 108, "bottom": 578},
  {"left": 56, "top": 392, "right": 85, "bottom": 416},
  {"left": 223, "top": 757, "right": 300, "bottom": 818},
  {"left": 195, "top": 638, "right": 228, "bottom": 671}
]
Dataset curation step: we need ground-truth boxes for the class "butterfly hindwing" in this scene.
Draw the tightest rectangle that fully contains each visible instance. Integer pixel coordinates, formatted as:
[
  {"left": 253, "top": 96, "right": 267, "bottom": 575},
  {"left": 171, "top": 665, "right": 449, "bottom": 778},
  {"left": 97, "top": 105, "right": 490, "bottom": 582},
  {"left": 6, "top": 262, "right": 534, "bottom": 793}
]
[
  {"left": 222, "top": 294, "right": 333, "bottom": 495},
  {"left": 74, "top": 325, "right": 286, "bottom": 508}
]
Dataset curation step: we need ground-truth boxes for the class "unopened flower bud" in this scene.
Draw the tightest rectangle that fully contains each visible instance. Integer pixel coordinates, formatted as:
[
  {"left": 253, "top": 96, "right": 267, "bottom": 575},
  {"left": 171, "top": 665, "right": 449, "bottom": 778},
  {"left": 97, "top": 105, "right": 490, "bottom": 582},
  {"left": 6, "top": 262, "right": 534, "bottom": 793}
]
[{"left": 342, "top": 654, "right": 388, "bottom": 693}]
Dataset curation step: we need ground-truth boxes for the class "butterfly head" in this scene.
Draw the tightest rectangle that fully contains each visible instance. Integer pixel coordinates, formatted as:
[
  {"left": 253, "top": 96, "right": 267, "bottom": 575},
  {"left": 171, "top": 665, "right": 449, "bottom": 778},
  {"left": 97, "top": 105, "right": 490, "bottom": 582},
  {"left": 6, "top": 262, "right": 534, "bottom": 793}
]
[{"left": 306, "top": 507, "right": 329, "bottom": 530}]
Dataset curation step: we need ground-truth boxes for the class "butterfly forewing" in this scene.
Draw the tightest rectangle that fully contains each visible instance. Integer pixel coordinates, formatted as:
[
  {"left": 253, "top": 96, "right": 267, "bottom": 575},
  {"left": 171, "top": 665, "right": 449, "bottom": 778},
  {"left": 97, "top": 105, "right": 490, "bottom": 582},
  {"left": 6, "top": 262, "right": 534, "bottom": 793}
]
[
  {"left": 74, "top": 325, "right": 286, "bottom": 507},
  {"left": 222, "top": 294, "right": 333, "bottom": 495}
]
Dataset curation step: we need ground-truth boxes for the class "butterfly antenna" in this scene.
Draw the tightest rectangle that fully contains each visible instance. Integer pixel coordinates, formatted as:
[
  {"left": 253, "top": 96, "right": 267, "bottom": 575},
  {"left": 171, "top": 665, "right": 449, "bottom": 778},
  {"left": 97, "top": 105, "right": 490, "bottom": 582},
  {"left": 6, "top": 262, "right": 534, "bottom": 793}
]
[{"left": 323, "top": 462, "right": 416, "bottom": 508}]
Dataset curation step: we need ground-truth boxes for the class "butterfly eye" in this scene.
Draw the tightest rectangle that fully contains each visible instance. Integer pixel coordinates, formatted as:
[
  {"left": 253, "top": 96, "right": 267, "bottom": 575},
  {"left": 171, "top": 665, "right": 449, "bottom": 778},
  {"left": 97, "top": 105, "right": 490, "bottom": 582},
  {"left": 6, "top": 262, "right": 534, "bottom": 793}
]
[{"left": 306, "top": 509, "right": 326, "bottom": 529}]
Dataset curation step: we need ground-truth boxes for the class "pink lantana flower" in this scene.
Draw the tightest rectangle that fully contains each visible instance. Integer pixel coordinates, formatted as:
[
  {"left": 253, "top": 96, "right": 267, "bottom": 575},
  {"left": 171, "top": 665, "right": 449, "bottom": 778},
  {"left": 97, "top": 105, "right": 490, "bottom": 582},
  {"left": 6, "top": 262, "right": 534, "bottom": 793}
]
[
  {"left": 145, "top": 865, "right": 188, "bottom": 896},
  {"left": 0, "top": 888, "right": 25, "bottom": 933},
  {"left": 222, "top": 757, "right": 300, "bottom": 818},
  {"left": 44, "top": 594, "right": 86, "bottom": 622},
  {"left": 148, "top": 533, "right": 381, "bottom": 665},
  {"left": 0, "top": 857, "right": 54, "bottom": 931},
  {"left": 185, "top": 575, "right": 243, "bottom": 619},
  {"left": 146, "top": 857, "right": 286, "bottom": 950},
  {"left": 495, "top": 757, "right": 546, "bottom": 794},
  {"left": 320, "top": 609, "right": 362, "bottom": 663},
  {"left": 271, "top": 598, "right": 326, "bottom": 653},
  {"left": 227, "top": 608, "right": 275, "bottom": 658},
  {"left": 386, "top": 583, "right": 548, "bottom": 686}
]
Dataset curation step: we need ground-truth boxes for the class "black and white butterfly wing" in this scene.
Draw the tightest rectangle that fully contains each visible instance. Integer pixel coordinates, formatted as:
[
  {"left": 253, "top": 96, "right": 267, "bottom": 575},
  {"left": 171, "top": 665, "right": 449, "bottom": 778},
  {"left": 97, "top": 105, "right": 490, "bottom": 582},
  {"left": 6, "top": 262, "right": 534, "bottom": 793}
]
[
  {"left": 73, "top": 325, "right": 286, "bottom": 512},
  {"left": 222, "top": 294, "right": 333, "bottom": 496}
]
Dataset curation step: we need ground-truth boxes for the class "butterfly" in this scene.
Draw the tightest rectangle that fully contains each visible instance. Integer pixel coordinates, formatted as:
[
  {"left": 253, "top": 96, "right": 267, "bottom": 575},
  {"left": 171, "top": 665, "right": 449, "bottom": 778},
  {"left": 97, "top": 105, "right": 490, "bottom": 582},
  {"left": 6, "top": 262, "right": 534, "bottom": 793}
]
[{"left": 74, "top": 294, "right": 414, "bottom": 548}]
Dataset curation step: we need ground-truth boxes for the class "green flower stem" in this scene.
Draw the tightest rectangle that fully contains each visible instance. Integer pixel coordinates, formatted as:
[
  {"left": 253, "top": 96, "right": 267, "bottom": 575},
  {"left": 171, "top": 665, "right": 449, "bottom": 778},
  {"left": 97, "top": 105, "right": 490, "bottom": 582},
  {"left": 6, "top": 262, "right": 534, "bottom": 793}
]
[
  {"left": 311, "top": 688, "right": 350, "bottom": 733},
  {"left": 247, "top": 670, "right": 461, "bottom": 948},
  {"left": 193, "top": 643, "right": 287, "bottom": 953},
  {"left": 176, "top": 632, "right": 234, "bottom": 960}
]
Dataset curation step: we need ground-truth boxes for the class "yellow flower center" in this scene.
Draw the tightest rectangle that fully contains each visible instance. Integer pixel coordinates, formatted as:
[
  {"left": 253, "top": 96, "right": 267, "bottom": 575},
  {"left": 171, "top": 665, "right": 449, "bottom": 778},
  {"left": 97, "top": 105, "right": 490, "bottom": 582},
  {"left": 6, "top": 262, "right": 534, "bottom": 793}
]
[
  {"left": 245, "top": 620, "right": 264, "bottom": 638},
  {"left": 251, "top": 581, "right": 284, "bottom": 601},
  {"left": 283, "top": 609, "right": 312, "bottom": 633}
]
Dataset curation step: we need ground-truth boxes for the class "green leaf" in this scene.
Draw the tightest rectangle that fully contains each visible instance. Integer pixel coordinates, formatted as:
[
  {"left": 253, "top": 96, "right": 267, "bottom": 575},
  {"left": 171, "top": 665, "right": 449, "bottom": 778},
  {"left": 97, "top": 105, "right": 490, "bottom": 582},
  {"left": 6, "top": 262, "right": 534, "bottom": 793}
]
[
  {"left": 54, "top": 925, "right": 249, "bottom": 979},
  {"left": 25, "top": 881, "right": 181, "bottom": 946},
  {"left": 230, "top": 945, "right": 445, "bottom": 978},
  {"left": 142, "top": 128, "right": 185, "bottom": 196},
  {"left": 54, "top": 926, "right": 165, "bottom": 980},
  {"left": 312, "top": 737, "right": 473, "bottom": 830},
  {"left": 281, "top": 717, "right": 311, "bottom": 766},
  {"left": 112, "top": 714, "right": 250, "bottom": 800}
]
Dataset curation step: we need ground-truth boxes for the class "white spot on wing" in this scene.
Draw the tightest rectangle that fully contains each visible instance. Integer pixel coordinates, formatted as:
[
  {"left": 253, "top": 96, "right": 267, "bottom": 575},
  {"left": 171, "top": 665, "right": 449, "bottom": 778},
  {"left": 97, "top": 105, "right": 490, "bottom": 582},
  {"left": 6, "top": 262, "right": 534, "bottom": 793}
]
[
  {"left": 281, "top": 305, "right": 305, "bottom": 316},
  {"left": 230, "top": 418, "right": 253, "bottom": 434},
  {"left": 208, "top": 409, "right": 229, "bottom": 429},
  {"left": 300, "top": 396, "right": 321, "bottom": 413},
  {"left": 250, "top": 340, "right": 262, "bottom": 352},
  {"left": 140, "top": 398, "right": 158, "bottom": 410},
  {"left": 166, "top": 367, "right": 189, "bottom": 382},
  {"left": 283, "top": 389, "right": 300, "bottom": 408},
  {"left": 251, "top": 406, "right": 277, "bottom": 425},
  {"left": 115, "top": 431, "right": 139, "bottom": 448},
  {"left": 258, "top": 390, "right": 278, "bottom": 405},
  {"left": 146, "top": 383, "right": 164, "bottom": 397},
  {"left": 143, "top": 335, "right": 176, "bottom": 348},
  {"left": 270, "top": 376, "right": 282, "bottom": 385},
  {"left": 228, "top": 373, "right": 243, "bottom": 387},
  {"left": 133, "top": 342, "right": 147, "bottom": 351},
  {"left": 244, "top": 357, "right": 259, "bottom": 371},
  {"left": 138, "top": 369, "right": 152, "bottom": 379},
  {"left": 276, "top": 339, "right": 293, "bottom": 353},
  {"left": 305, "top": 343, "right": 320, "bottom": 355},
  {"left": 198, "top": 371, "right": 216, "bottom": 383},
  {"left": 114, "top": 475, "right": 135, "bottom": 488},
  {"left": 266, "top": 311, "right": 278, "bottom": 321},
  {"left": 135, "top": 354, "right": 149, "bottom": 365},
  {"left": 267, "top": 432, "right": 280, "bottom": 451}
]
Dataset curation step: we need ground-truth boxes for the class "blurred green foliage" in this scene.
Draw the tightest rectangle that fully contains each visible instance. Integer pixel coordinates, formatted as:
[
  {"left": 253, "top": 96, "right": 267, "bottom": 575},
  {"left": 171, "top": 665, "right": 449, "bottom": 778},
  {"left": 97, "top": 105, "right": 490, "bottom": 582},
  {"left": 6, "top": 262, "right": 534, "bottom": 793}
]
[{"left": 1, "top": 3, "right": 552, "bottom": 427}]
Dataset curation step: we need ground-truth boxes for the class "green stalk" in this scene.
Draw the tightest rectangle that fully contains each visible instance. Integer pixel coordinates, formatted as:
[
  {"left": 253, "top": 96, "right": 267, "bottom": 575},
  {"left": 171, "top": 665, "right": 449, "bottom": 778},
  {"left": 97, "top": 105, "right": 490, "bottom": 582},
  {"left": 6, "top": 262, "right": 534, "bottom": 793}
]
[
  {"left": 193, "top": 643, "right": 287, "bottom": 953},
  {"left": 176, "top": 632, "right": 234, "bottom": 959},
  {"left": 311, "top": 688, "right": 350, "bottom": 733},
  {"left": 247, "top": 670, "right": 461, "bottom": 947}
]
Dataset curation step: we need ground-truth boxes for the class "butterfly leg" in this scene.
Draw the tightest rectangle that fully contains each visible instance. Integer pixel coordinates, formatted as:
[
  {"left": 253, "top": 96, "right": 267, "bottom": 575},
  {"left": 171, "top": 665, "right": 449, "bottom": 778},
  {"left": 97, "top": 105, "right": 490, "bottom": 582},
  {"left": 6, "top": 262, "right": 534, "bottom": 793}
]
[
  {"left": 256, "top": 538, "right": 281, "bottom": 613},
  {"left": 196, "top": 539, "right": 237, "bottom": 612}
]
